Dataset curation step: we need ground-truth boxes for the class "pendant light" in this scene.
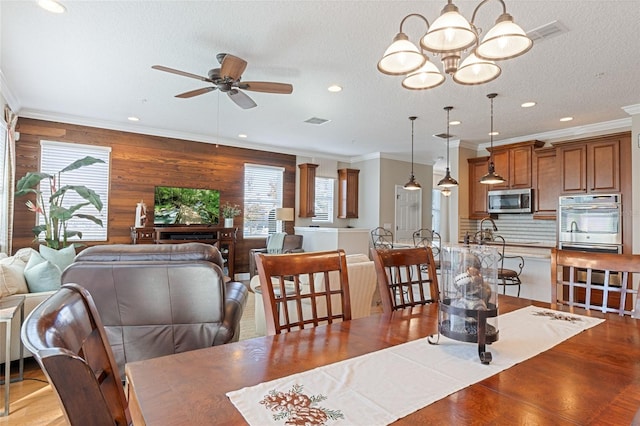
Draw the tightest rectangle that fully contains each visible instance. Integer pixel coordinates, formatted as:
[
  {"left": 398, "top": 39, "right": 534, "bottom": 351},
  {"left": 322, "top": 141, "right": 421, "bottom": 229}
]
[
  {"left": 404, "top": 116, "right": 421, "bottom": 190},
  {"left": 480, "top": 93, "right": 506, "bottom": 185},
  {"left": 437, "top": 106, "right": 458, "bottom": 188}
]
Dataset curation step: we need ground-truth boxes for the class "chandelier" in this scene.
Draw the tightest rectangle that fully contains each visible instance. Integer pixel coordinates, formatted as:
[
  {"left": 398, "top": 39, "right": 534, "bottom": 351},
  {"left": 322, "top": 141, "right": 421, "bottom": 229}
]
[{"left": 377, "top": 0, "right": 533, "bottom": 90}]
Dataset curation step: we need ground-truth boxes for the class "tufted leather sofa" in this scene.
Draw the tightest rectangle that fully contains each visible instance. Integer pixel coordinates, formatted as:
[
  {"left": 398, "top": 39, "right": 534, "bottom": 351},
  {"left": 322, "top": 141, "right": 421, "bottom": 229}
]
[{"left": 61, "top": 243, "right": 248, "bottom": 377}]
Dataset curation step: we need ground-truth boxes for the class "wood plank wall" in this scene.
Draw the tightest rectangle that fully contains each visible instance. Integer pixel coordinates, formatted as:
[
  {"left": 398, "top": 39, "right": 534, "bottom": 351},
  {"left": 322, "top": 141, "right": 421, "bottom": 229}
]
[{"left": 13, "top": 118, "right": 297, "bottom": 274}]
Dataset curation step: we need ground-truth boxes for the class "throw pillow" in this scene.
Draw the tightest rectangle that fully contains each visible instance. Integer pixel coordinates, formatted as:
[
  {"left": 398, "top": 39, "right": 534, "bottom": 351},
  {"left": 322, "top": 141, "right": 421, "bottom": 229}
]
[
  {"left": 0, "top": 256, "right": 29, "bottom": 297},
  {"left": 39, "top": 244, "right": 76, "bottom": 272},
  {"left": 14, "top": 247, "right": 34, "bottom": 264},
  {"left": 24, "top": 251, "right": 62, "bottom": 293}
]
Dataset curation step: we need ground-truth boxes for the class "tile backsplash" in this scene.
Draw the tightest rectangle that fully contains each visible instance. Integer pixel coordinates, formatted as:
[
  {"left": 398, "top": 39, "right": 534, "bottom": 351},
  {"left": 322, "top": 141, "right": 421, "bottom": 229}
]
[{"left": 460, "top": 215, "right": 557, "bottom": 245}]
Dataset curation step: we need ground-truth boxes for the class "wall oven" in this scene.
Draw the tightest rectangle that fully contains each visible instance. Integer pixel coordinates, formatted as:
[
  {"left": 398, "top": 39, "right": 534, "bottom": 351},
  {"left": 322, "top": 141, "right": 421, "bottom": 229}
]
[{"left": 558, "top": 193, "right": 622, "bottom": 253}]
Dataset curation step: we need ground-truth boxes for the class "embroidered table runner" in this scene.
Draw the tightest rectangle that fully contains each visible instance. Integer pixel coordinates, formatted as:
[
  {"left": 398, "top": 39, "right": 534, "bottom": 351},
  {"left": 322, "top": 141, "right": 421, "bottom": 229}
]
[{"left": 227, "top": 306, "right": 604, "bottom": 425}]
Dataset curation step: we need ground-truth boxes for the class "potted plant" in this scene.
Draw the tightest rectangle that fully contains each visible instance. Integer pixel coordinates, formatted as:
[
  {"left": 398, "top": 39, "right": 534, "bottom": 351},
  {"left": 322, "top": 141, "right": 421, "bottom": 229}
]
[
  {"left": 15, "top": 156, "right": 105, "bottom": 249},
  {"left": 221, "top": 202, "right": 241, "bottom": 228}
]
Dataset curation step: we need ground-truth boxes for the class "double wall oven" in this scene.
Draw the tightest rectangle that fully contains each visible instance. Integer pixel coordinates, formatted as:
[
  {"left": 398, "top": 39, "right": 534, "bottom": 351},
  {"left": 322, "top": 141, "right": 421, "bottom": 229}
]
[{"left": 558, "top": 193, "right": 622, "bottom": 254}]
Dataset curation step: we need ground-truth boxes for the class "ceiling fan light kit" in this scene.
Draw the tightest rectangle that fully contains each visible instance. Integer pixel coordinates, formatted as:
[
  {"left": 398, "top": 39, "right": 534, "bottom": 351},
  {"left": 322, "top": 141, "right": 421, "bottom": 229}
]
[
  {"left": 378, "top": 0, "right": 533, "bottom": 89},
  {"left": 153, "top": 53, "right": 293, "bottom": 109},
  {"left": 404, "top": 116, "right": 422, "bottom": 191}
]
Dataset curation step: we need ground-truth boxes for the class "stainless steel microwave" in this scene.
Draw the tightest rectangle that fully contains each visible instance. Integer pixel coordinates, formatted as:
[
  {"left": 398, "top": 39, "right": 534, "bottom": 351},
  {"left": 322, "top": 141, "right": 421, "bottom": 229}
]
[{"left": 487, "top": 188, "right": 533, "bottom": 214}]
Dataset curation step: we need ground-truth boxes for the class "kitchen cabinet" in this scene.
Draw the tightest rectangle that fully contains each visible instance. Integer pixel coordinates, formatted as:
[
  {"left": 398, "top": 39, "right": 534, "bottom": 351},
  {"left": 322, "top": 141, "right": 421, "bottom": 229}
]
[
  {"left": 467, "top": 156, "right": 490, "bottom": 219},
  {"left": 557, "top": 134, "right": 621, "bottom": 194},
  {"left": 298, "top": 163, "right": 318, "bottom": 218},
  {"left": 532, "top": 146, "right": 558, "bottom": 219},
  {"left": 337, "top": 168, "right": 359, "bottom": 218},
  {"left": 488, "top": 140, "right": 544, "bottom": 189}
]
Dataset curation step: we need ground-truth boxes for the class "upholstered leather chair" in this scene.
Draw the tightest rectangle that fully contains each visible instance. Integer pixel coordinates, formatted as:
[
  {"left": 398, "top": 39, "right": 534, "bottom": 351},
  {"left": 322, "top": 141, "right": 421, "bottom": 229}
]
[
  {"left": 61, "top": 243, "right": 248, "bottom": 378},
  {"left": 249, "top": 234, "right": 304, "bottom": 278}
]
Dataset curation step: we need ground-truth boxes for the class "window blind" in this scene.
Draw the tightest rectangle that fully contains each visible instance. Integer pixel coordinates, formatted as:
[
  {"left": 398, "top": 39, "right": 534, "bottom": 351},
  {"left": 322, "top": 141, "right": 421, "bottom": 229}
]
[
  {"left": 244, "top": 164, "right": 284, "bottom": 237},
  {"left": 40, "top": 141, "right": 111, "bottom": 242}
]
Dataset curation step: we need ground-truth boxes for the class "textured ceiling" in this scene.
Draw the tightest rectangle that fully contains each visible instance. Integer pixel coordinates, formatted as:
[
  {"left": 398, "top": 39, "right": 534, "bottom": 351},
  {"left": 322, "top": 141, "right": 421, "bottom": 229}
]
[{"left": 1, "top": 1, "right": 639, "bottom": 169}]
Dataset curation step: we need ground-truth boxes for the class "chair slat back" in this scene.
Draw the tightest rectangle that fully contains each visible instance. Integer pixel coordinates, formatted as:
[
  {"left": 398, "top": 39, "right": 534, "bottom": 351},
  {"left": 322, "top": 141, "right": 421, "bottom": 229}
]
[
  {"left": 21, "top": 283, "right": 130, "bottom": 426},
  {"left": 256, "top": 249, "right": 352, "bottom": 335},
  {"left": 550, "top": 248, "right": 640, "bottom": 317},
  {"left": 371, "top": 247, "right": 439, "bottom": 314}
]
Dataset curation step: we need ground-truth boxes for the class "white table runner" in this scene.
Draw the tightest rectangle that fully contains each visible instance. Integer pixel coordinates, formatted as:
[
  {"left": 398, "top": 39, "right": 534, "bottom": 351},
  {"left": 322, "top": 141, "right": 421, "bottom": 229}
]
[{"left": 227, "top": 306, "right": 604, "bottom": 426}]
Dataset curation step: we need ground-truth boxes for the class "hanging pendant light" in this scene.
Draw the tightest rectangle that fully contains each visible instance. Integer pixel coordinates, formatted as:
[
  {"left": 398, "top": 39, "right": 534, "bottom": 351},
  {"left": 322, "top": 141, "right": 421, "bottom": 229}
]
[
  {"left": 441, "top": 187, "right": 452, "bottom": 197},
  {"left": 480, "top": 93, "right": 506, "bottom": 185},
  {"left": 404, "top": 116, "right": 421, "bottom": 190},
  {"left": 437, "top": 106, "right": 459, "bottom": 188}
]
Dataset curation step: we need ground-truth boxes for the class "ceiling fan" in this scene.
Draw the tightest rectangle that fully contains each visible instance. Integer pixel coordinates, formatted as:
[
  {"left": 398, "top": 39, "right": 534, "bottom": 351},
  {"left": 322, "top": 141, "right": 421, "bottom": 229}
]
[{"left": 152, "top": 53, "right": 293, "bottom": 109}]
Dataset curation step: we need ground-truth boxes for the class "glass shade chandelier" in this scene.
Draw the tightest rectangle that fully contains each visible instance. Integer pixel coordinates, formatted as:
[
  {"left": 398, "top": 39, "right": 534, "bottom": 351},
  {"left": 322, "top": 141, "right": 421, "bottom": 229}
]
[
  {"left": 404, "top": 116, "right": 421, "bottom": 190},
  {"left": 438, "top": 106, "right": 458, "bottom": 191},
  {"left": 480, "top": 93, "right": 506, "bottom": 184},
  {"left": 377, "top": 0, "right": 532, "bottom": 90}
]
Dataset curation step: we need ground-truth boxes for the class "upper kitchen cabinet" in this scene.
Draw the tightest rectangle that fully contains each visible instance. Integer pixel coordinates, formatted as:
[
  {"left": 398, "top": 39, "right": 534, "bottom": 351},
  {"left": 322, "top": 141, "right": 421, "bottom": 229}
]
[
  {"left": 298, "top": 163, "right": 318, "bottom": 218},
  {"left": 557, "top": 133, "right": 627, "bottom": 194},
  {"left": 468, "top": 156, "right": 490, "bottom": 219},
  {"left": 487, "top": 140, "right": 544, "bottom": 189},
  {"left": 532, "top": 146, "right": 559, "bottom": 219},
  {"left": 337, "top": 168, "right": 359, "bottom": 219}
]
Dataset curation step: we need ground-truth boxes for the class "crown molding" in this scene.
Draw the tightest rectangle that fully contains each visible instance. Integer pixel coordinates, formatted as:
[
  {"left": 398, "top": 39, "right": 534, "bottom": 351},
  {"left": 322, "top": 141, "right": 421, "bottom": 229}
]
[{"left": 622, "top": 104, "right": 640, "bottom": 116}]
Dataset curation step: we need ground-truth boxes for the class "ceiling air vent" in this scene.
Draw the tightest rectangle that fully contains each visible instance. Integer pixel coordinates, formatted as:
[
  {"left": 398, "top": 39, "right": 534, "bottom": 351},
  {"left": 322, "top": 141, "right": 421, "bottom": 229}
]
[
  {"left": 304, "top": 117, "right": 330, "bottom": 125},
  {"left": 433, "top": 133, "right": 452, "bottom": 139},
  {"left": 527, "top": 20, "right": 569, "bottom": 42}
]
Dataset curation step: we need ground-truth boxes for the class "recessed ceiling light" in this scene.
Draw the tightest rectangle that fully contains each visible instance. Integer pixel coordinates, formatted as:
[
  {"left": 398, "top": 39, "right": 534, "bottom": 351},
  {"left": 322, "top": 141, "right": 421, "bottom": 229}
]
[
  {"left": 449, "top": 120, "right": 461, "bottom": 126},
  {"left": 127, "top": 116, "right": 140, "bottom": 122},
  {"left": 238, "top": 134, "right": 247, "bottom": 138},
  {"left": 38, "top": 0, "right": 66, "bottom": 13},
  {"left": 489, "top": 131, "right": 499, "bottom": 136},
  {"left": 560, "top": 116, "right": 573, "bottom": 122},
  {"left": 521, "top": 101, "right": 536, "bottom": 108},
  {"left": 327, "top": 85, "right": 342, "bottom": 93}
]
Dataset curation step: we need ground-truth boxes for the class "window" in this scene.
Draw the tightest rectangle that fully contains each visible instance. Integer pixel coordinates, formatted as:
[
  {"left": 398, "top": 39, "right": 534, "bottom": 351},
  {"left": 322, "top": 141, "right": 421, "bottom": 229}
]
[
  {"left": 39, "top": 141, "right": 111, "bottom": 242},
  {"left": 0, "top": 119, "right": 7, "bottom": 252},
  {"left": 244, "top": 164, "right": 284, "bottom": 237},
  {"left": 313, "top": 177, "right": 334, "bottom": 223}
]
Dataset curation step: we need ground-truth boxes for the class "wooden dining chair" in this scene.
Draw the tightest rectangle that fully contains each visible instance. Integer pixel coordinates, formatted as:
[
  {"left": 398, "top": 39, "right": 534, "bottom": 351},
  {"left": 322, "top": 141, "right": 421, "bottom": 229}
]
[
  {"left": 21, "top": 283, "right": 131, "bottom": 426},
  {"left": 370, "top": 246, "right": 439, "bottom": 314},
  {"left": 550, "top": 248, "right": 640, "bottom": 317},
  {"left": 255, "top": 249, "right": 352, "bottom": 335}
]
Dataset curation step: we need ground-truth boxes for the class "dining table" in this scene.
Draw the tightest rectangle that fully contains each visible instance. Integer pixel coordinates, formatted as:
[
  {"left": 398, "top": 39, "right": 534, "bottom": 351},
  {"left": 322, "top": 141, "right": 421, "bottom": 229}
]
[{"left": 125, "top": 295, "right": 640, "bottom": 425}]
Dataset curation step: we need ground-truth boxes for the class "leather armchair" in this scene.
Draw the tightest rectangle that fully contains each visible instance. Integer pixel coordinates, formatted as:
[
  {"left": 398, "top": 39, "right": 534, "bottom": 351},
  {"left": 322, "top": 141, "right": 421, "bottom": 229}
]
[
  {"left": 61, "top": 243, "right": 248, "bottom": 378},
  {"left": 249, "top": 234, "right": 304, "bottom": 278}
]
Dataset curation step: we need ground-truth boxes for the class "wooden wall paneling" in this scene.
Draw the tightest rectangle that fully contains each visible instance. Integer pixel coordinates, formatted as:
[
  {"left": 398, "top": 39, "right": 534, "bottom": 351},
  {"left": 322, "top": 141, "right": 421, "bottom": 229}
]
[{"left": 13, "top": 118, "right": 297, "bottom": 275}]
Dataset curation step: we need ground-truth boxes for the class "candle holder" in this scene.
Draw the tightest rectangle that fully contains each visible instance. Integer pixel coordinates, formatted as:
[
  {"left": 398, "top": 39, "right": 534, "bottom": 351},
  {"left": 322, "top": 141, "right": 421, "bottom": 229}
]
[{"left": 429, "top": 243, "right": 499, "bottom": 364}]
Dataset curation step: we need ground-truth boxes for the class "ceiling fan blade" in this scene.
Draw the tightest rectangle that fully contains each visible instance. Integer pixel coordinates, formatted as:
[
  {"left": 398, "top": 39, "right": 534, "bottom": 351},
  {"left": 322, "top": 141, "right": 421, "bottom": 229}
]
[
  {"left": 219, "top": 54, "right": 247, "bottom": 81},
  {"left": 175, "top": 87, "right": 216, "bottom": 98},
  {"left": 238, "top": 81, "right": 293, "bottom": 94},
  {"left": 152, "top": 65, "right": 213, "bottom": 83},
  {"left": 228, "top": 89, "right": 257, "bottom": 109}
]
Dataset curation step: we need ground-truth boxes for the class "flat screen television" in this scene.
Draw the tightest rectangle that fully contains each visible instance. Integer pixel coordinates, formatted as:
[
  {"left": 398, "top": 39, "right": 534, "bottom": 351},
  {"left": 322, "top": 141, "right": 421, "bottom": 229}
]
[{"left": 154, "top": 186, "right": 220, "bottom": 225}]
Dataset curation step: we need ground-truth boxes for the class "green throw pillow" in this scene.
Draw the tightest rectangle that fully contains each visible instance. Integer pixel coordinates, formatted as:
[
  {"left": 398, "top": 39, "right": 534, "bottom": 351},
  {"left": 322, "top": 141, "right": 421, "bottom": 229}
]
[
  {"left": 39, "top": 244, "right": 76, "bottom": 272},
  {"left": 24, "top": 251, "right": 62, "bottom": 293}
]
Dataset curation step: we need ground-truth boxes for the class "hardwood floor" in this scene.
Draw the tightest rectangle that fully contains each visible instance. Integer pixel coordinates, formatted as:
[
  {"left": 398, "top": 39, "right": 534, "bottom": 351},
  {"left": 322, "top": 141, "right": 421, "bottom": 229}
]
[{"left": 0, "top": 289, "right": 259, "bottom": 425}]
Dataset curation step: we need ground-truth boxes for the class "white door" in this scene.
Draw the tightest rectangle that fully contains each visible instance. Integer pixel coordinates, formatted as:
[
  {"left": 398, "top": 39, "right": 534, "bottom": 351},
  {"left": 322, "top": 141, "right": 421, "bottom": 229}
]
[{"left": 395, "top": 185, "right": 422, "bottom": 244}]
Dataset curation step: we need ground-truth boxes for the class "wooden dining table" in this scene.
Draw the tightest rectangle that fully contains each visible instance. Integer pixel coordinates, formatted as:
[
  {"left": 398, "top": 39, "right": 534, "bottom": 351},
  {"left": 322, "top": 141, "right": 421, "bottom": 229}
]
[{"left": 125, "top": 295, "right": 640, "bottom": 425}]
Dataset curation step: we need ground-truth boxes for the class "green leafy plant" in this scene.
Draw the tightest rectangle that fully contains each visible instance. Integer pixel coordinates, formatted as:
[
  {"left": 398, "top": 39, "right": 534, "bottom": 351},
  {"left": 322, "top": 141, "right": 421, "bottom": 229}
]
[
  {"left": 15, "top": 156, "right": 105, "bottom": 249},
  {"left": 221, "top": 202, "right": 241, "bottom": 218}
]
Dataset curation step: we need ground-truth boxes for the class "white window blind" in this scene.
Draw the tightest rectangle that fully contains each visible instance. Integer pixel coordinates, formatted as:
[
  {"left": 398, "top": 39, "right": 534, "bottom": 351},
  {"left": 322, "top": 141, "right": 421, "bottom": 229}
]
[
  {"left": 40, "top": 141, "right": 111, "bottom": 242},
  {"left": 244, "top": 164, "right": 284, "bottom": 237},
  {"left": 313, "top": 177, "right": 334, "bottom": 223},
  {"left": 0, "top": 120, "right": 7, "bottom": 253}
]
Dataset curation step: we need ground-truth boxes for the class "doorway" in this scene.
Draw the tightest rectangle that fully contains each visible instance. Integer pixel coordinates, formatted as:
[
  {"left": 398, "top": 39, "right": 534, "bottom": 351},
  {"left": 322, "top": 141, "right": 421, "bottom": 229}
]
[{"left": 395, "top": 185, "right": 422, "bottom": 244}]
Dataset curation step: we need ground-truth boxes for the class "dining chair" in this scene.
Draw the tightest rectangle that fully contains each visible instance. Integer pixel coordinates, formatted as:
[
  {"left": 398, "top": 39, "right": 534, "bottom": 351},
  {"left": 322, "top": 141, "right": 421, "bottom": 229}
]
[
  {"left": 21, "top": 283, "right": 131, "bottom": 426},
  {"left": 371, "top": 227, "right": 394, "bottom": 249},
  {"left": 255, "top": 249, "right": 352, "bottom": 335},
  {"left": 473, "top": 230, "right": 525, "bottom": 296},
  {"left": 370, "top": 246, "right": 439, "bottom": 314},
  {"left": 413, "top": 228, "right": 442, "bottom": 269},
  {"left": 550, "top": 248, "right": 640, "bottom": 317}
]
